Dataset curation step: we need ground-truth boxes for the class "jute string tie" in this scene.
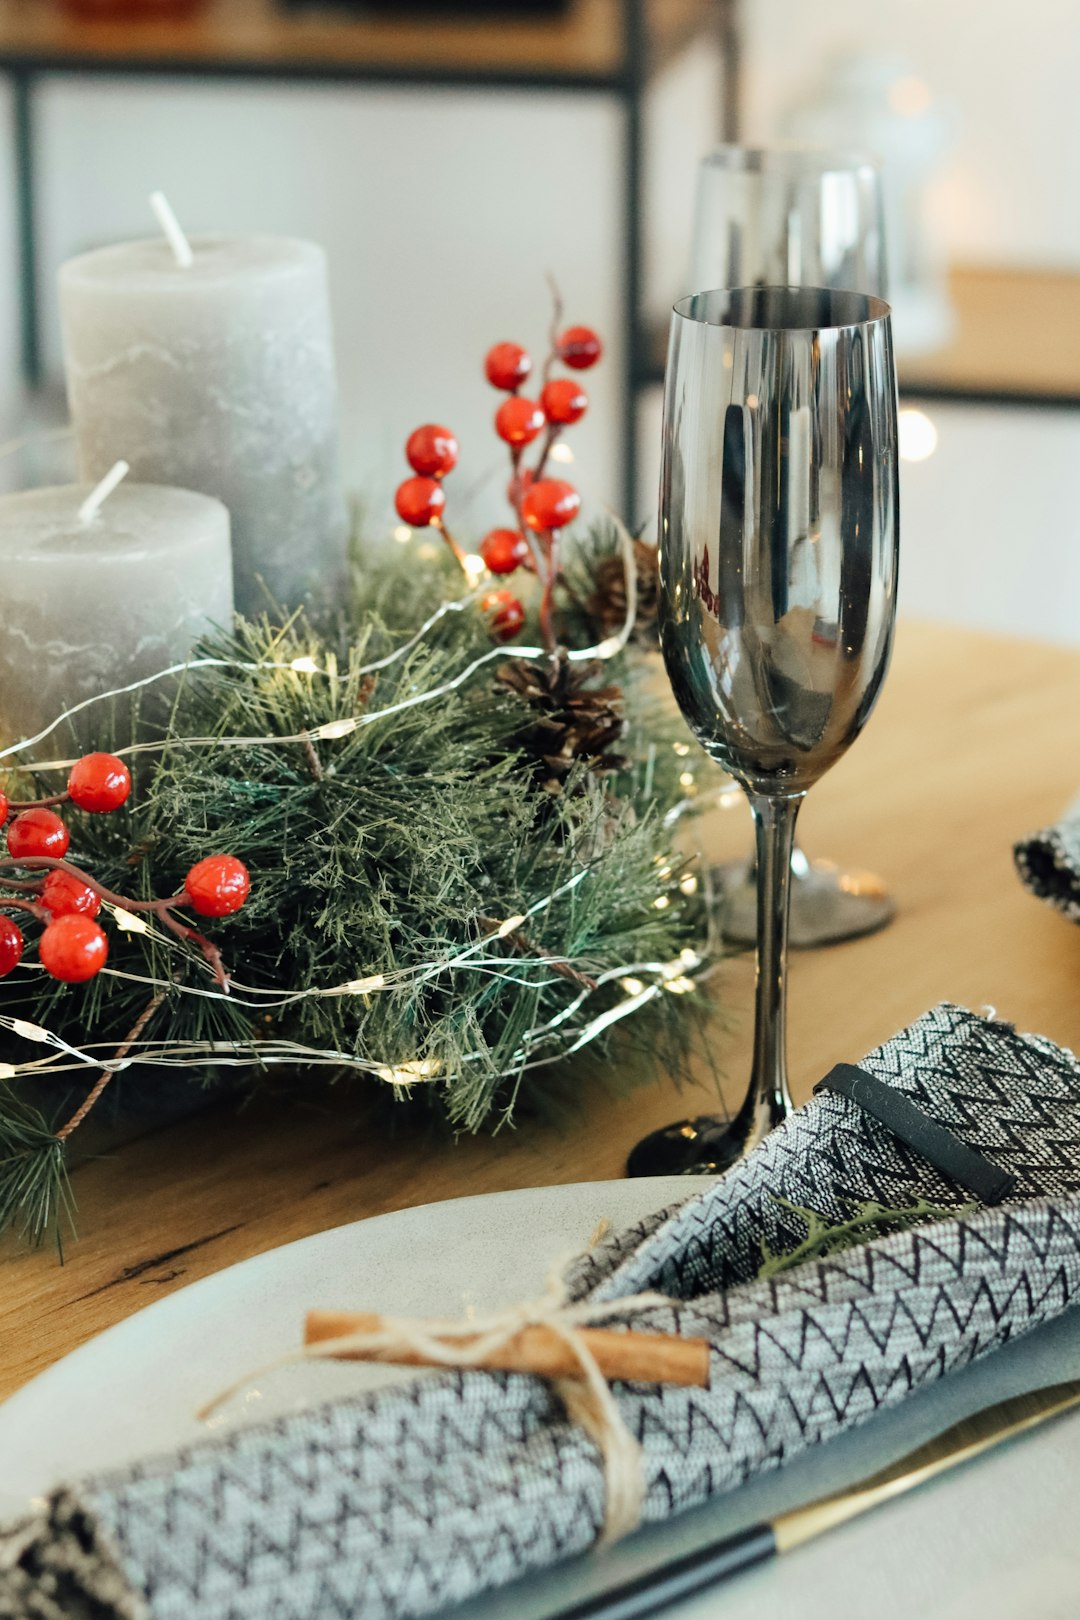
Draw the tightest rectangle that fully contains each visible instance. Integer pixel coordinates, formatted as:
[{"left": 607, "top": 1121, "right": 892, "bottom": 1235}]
[{"left": 199, "top": 1258, "right": 678, "bottom": 1545}]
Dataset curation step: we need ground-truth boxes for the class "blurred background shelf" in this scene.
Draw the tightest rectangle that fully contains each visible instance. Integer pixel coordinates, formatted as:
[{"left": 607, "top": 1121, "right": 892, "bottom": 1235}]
[
  {"left": 899, "top": 266, "right": 1080, "bottom": 407},
  {"left": 0, "top": 0, "right": 737, "bottom": 520},
  {"left": 0, "top": 0, "right": 723, "bottom": 82},
  {"left": 639, "top": 265, "right": 1080, "bottom": 408}
]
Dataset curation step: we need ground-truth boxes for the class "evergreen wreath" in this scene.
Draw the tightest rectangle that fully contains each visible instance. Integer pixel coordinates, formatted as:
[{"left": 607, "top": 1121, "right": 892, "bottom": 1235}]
[{"left": 0, "top": 309, "right": 721, "bottom": 1249}]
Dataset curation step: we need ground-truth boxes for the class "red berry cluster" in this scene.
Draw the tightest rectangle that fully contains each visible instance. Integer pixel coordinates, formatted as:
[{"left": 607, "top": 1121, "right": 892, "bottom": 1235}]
[
  {"left": 0, "top": 752, "right": 250, "bottom": 988},
  {"left": 394, "top": 316, "right": 603, "bottom": 650}
]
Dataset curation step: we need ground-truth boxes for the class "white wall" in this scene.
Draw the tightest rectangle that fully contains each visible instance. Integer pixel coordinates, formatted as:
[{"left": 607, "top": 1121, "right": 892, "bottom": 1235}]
[
  {"left": 30, "top": 77, "right": 625, "bottom": 537},
  {"left": 740, "top": 0, "right": 1080, "bottom": 268}
]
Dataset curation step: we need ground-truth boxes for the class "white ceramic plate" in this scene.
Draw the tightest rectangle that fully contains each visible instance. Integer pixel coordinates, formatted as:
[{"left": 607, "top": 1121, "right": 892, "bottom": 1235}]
[{"left": 2, "top": 1177, "right": 1080, "bottom": 1620}]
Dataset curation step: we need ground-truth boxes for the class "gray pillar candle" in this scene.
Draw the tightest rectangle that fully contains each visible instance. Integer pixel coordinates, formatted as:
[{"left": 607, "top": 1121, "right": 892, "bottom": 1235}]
[
  {"left": 59, "top": 235, "right": 349, "bottom": 619},
  {"left": 0, "top": 482, "right": 232, "bottom": 753}
]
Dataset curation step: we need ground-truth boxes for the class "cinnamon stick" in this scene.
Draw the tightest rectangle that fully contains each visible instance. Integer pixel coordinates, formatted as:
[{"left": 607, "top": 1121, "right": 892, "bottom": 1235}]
[{"left": 304, "top": 1310, "right": 711, "bottom": 1388}]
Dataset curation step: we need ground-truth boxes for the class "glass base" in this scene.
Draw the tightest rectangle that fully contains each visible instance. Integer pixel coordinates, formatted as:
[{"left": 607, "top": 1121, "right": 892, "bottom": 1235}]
[
  {"left": 626, "top": 1110, "right": 764, "bottom": 1178},
  {"left": 715, "top": 853, "right": 896, "bottom": 949}
]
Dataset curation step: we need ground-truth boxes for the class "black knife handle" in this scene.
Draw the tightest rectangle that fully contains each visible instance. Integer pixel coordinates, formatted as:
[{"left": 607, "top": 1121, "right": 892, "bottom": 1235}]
[{"left": 555, "top": 1522, "right": 777, "bottom": 1620}]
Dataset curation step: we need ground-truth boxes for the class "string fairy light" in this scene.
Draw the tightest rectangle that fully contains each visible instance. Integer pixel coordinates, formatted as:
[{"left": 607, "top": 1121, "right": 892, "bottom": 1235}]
[
  {"left": 0, "top": 516, "right": 694, "bottom": 1097},
  {"left": 8, "top": 522, "right": 637, "bottom": 775}
]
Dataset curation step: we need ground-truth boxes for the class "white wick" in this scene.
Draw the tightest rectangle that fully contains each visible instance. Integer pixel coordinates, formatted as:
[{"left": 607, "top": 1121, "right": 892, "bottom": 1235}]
[
  {"left": 79, "top": 460, "right": 130, "bottom": 524},
  {"left": 149, "top": 190, "right": 194, "bottom": 269}
]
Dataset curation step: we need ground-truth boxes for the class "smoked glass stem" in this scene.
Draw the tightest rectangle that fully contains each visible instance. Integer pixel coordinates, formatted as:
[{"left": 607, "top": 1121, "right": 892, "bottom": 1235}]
[{"left": 743, "top": 791, "right": 802, "bottom": 1145}]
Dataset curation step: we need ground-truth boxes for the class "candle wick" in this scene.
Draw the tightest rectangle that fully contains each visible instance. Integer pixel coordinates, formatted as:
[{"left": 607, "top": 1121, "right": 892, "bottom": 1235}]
[
  {"left": 79, "top": 460, "right": 131, "bottom": 524},
  {"left": 149, "top": 190, "right": 194, "bottom": 269}
]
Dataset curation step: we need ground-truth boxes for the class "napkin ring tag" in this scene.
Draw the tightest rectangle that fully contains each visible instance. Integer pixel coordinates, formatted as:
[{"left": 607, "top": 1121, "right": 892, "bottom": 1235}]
[{"left": 815, "top": 1063, "right": 1016, "bottom": 1205}]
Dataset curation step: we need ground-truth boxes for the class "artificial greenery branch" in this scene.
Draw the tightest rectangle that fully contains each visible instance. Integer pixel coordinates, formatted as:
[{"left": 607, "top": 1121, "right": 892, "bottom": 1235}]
[{"left": 0, "top": 529, "right": 716, "bottom": 1247}]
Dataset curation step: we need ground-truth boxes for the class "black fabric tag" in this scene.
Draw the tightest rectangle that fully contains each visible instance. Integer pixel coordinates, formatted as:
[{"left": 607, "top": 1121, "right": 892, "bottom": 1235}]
[{"left": 815, "top": 1062, "right": 1016, "bottom": 1205}]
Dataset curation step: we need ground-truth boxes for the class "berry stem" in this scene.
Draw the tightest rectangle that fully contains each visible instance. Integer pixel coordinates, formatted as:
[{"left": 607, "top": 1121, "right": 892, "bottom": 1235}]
[
  {"left": 541, "top": 273, "right": 565, "bottom": 389},
  {"left": 54, "top": 990, "right": 167, "bottom": 1143},
  {"left": 539, "top": 531, "right": 560, "bottom": 652},
  {"left": 0, "top": 855, "right": 232, "bottom": 990},
  {"left": 508, "top": 447, "right": 547, "bottom": 578},
  {"left": 532, "top": 421, "right": 563, "bottom": 485},
  {"left": 6, "top": 792, "right": 70, "bottom": 815},
  {"left": 0, "top": 895, "right": 50, "bottom": 923},
  {"left": 432, "top": 516, "right": 470, "bottom": 573}
]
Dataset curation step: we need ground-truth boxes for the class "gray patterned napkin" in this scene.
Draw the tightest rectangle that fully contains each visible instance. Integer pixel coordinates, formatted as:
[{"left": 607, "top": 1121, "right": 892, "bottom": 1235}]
[
  {"left": 5, "top": 1002, "right": 1080, "bottom": 1620},
  {"left": 1015, "top": 799, "right": 1080, "bottom": 921}
]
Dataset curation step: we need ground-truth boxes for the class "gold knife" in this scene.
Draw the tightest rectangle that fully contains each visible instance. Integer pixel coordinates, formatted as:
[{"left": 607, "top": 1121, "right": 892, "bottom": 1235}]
[{"left": 557, "top": 1378, "right": 1080, "bottom": 1620}]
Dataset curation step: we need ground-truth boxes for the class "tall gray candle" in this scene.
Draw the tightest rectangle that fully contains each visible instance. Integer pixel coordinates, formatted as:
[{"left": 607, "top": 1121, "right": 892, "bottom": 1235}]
[
  {"left": 59, "top": 234, "right": 348, "bottom": 618},
  {"left": 0, "top": 481, "right": 232, "bottom": 752}
]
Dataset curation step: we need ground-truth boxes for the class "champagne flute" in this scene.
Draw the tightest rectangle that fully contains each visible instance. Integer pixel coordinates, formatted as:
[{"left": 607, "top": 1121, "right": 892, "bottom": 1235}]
[
  {"left": 689, "top": 143, "right": 895, "bottom": 948},
  {"left": 628, "top": 286, "right": 898, "bottom": 1176}
]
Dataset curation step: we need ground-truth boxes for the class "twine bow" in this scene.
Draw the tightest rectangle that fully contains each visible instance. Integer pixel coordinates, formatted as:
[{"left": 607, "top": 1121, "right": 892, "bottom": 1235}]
[{"left": 200, "top": 1258, "right": 677, "bottom": 1545}]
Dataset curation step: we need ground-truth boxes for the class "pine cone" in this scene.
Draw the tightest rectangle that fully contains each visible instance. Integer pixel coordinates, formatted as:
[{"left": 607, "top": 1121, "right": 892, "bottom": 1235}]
[
  {"left": 586, "top": 538, "right": 659, "bottom": 645},
  {"left": 497, "top": 652, "right": 628, "bottom": 795}
]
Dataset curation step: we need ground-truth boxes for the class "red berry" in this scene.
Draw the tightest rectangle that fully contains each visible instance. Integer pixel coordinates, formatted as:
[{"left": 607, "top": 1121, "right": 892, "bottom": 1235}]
[
  {"left": 479, "top": 528, "right": 530, "bottom": 575},
  {"left": 481, "top": 590, "right": 526, "bottom": 643},
  {"left": 485, "top": 342, "right": 531, "bottom": 391},
  {"left": 394, "top": 476, "right": 446, "bottom": 528},
  {"left": 405, "top": 424, "right": 458, "bottom": 479},
  {"left": 0, "top": 916, "right": 23, "bottom": 977},
  {"left": 0, "top": 792, "right": 8, "bottom": 823},
  {"left": 184, "top": 854, "right": 251, "bottom": 918},
  {"left": 521, "top": 479, "right": 581, "bottom": 532},
  {"left": 7, "top": 808, "right": 69, "bottom": 861},
  {"left": 67, "top": 752, "right": 131, "bottom": 814},
  {"left": 541, "top": 378, "right": 588, "bottom": 425},
  {"left": 39, "top": 914, "right": 108, "bottom": 983},
  {"left": 558, "top": 325, "right": 603, "bottom": 370},
  {"left": 495, "top": 397, "right": 545, "bottom": 447},
  {"left": 41, "top": 869, "right": 102, "bottom": 919}
]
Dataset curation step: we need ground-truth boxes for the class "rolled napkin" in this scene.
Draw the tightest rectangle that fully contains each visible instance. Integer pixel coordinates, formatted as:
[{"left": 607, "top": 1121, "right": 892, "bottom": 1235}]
[
  {"left": 6, "top": 1002, "right": 1080, "bottom": 1620},
  {"left": 1015, "top": 797, "right": 1080, "bottom": 921}
]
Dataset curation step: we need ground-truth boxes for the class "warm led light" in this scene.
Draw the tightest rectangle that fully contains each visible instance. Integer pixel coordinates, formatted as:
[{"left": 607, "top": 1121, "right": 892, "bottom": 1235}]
[
  {"left": 663, "top": 975, "right": 695, "bottom": 995},
  {"left": 111, "top": 905, "right": 149, "bottom": 935},
  {"left": 889, "top": 75, "right": 931, "bottom": 117},
  {"left": 461, "top": 553, "right": 488, "bottom": 584},
  {"left": 594, "top": 635, "right": 622, "bottom": 660},
  {"left": 496, "top": 914, "right": 527, "bottom": 937},
  {"left": 416, "top": 542, "right": 440, "bottom": 562},
  {"left": 620, "top": 976, "right": 646, "bottom": 997},
  {"left": 679, "top": 947, "right": 701, "bottom": 966},
  {"left": 656, "top": 862, "right": 673, "bottom": 879},
  {"left": 679, "top": 771, "right": 695, "bottom": 788},
  {"left": 719, "top": 788, "right": 743, "bottom": 809},
  {"left": 374, "top": 1057, "right": 442, "bottom": 1084},
  {"left": 672, "top": 742, "right": 690, "bottom": 756},
  {"left": 290, "top": 655, "right": 321, "bottom": 674},
  {"left": 344, "top": 973, "right": 387, "bottom": 994},
  {"left": 549, "top": 442, "right": 574, "bottom": 464},
  {"left": 0, "top": 1063, "right": 15, "bottom": 1080},
  {"left": 653, "top": 895, "right": 671, "bottom": 910},
  {"left": 394, "top": 524, "right": 413, "bottom": 544},
  {"left": 11, "top": 1019, "right": 48, "bottom": 1043},
  {"left": 679, "top": 874, "right": 699, "bottom": 896},
  {"left": 899, "top": 407, "right": 938, "bottom": 462},
  {"left": 318, "top": 718, "right": 357, "bottom": 740}
]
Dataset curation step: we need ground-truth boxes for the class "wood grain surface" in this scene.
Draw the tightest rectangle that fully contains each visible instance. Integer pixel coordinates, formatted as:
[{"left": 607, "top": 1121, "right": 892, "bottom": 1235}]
[{"left": 2, "top": 619, "right": 1079, "bottom": 1402}]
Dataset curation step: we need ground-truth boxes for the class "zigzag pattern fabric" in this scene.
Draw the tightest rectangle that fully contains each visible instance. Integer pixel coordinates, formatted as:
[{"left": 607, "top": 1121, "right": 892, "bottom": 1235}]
[
  {"left": 1015, "top": 802, "right": 1080, "bottom": 921},
  {"left": 5, "top": 1003, "right": 1080, "bottom": 1620}
]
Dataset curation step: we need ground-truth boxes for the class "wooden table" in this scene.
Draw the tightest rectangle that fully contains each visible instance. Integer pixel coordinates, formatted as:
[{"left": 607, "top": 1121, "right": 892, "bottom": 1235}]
[{"left": 3, "top": 618, "right": 1080, "bottom": 1403}]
